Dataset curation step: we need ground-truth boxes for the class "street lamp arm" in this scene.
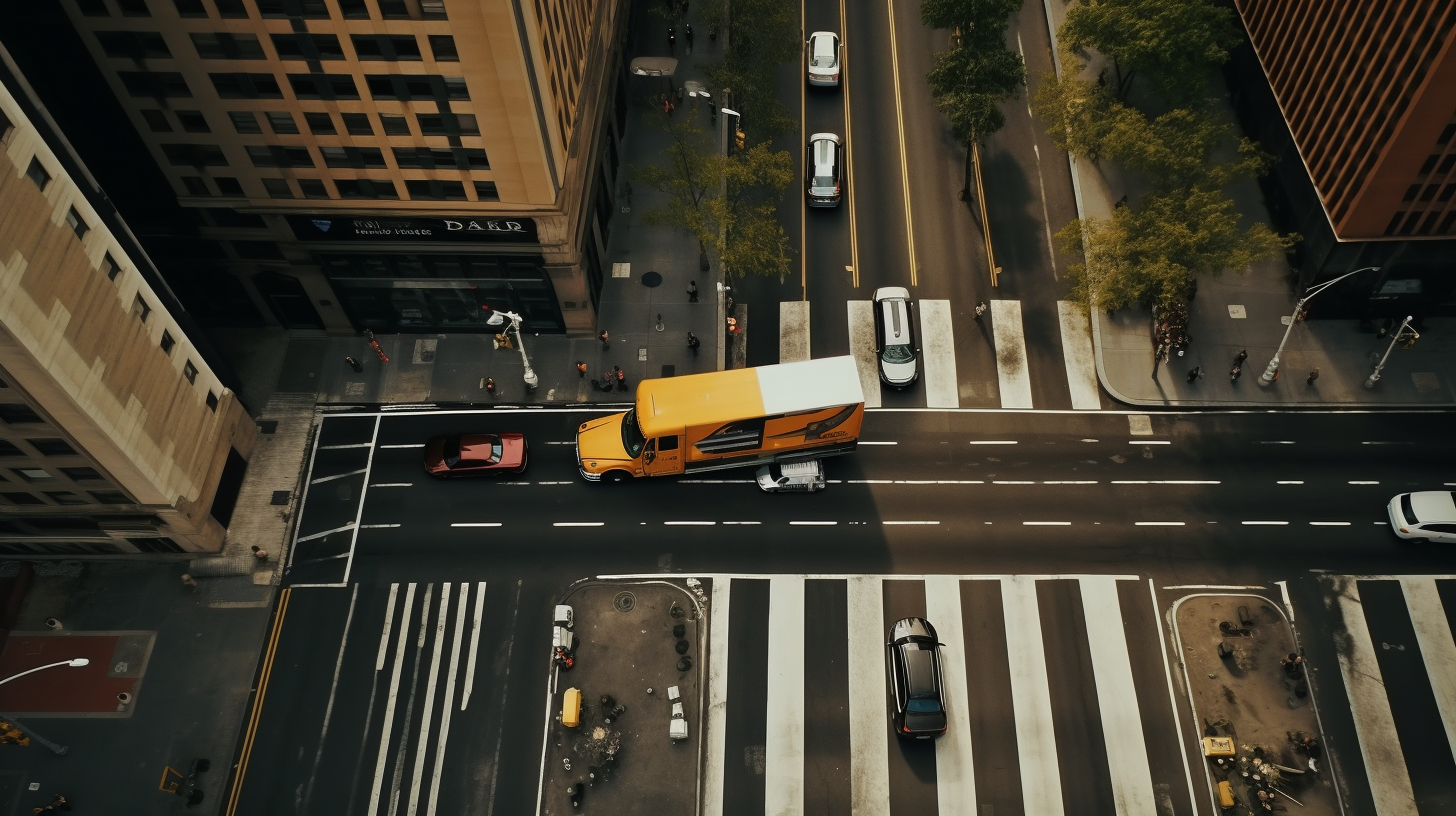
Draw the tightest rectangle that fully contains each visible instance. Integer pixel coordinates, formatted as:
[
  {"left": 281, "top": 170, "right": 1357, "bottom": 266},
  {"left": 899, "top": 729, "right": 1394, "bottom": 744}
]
[
  {"left": 0, "top": 658, "right": 89, "bottom": 687},
  {"left": 1258, "top": 265, "right": 1379, "bottom": 385},
  {"left": 1302, "top": 265, "right": 1379, "bottom": 301}
]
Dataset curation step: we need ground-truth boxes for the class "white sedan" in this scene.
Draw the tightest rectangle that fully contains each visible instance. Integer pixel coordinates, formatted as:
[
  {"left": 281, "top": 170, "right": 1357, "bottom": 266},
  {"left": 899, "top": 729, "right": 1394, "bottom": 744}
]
[{"left": 1388, "top": 491, "right": 1456, "bottom": 542}]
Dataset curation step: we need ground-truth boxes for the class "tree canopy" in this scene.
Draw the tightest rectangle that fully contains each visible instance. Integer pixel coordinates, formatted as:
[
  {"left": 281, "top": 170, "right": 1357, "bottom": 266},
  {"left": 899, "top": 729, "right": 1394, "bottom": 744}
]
[{"left": 1061, "top": 0, "right": 1240, "bottom": 104}]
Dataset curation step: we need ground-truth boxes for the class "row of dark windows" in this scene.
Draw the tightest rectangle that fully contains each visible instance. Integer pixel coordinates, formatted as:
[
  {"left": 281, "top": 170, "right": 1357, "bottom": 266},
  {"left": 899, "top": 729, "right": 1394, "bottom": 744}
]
[
  {"left": 147, "top": 109, "right": 482, "bottom": 139},
  {"left": 178, "top": 175, "right": 500, "bottom": 201},
  {"left": 243, "top": 145, "right": 490, "bottom": 170},
  {"left": 78, "top": 0, "right": 445, "bottom": 21},
  {"left": 119, "top": 71, "right": 469, "bottom": 102},
  {"left": 0, "top": 490, "right": 131, "bottom": 506},
  {"left": 97, "top": 31, "right": 458, "bottom": 63},
  {"left": 0, "top": 438, "right": 79, "bottom": 457}
]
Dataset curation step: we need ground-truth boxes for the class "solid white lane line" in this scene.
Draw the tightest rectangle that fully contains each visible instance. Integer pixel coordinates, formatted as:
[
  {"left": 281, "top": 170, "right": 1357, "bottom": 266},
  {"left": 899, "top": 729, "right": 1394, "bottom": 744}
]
[
  {"left": 1277, "top": 480, "right": 1305, "bottom": 485},
  {"left": 371, "top": 482, "right": 413, "bottom": 488},
  {"left": 926, "top": 576, "right": 976, "bottom": 814},
  {"left": 380, "top": 443, "right": 426, "bottom": 449},
  {"left": 1045, "top": 480, "right": 1099, "bottom": 485},
  {"left": 847, "top": 300, "right": 881, "bottom": 409},
  {"left": 1130, "top": 440, "right": 1171, "bottom": 445},
  {"left": 321, "top": 442, "right": 376, "bottom": 450},
  {"left": 1111, "top": 480, "right": 1220, "bottom": 485},
  {"left": 994, "top": 480, "right": 1036, "bottom": 485},
  {"left": 860, "top": 441, "right": 898, "bottom": 445},
  {"left": 847, "top": 577, "right": 890, "bottom": 816},
  {"left": 450, "top": 523, "right": 501, "bottom": 528},
  {"left": 1023, "top": 521, "right": 1071, "bottom": 526},
  {"left": 553, "top": 522, "right": 604, "bottom": 527},
  {"left": 704, "top": 579, "right": 732, "bottom": 816},
  {"left": 722, "top": 521, "right": 762, "bottom": 525},
  {"left": 1003, "top": 576, "right": 1065, "bottom": 816},
  {"left": 1135, "top": 522, "right": 1185, "bottom": 526},
  {"left": 680, "top": 479, "right": 755, "bottom": 484},
  {"left": 360, "top": 524, "right": 401, "bottom": 529},
  {"left": 789, "top": 521, "right": 837, "bottom": 526},
  {"left": 369, "top": 582, "right": 417, "bottom": 816},
  {"left": 427, "top": 584, "right": 471, "bottom": 816},
  {"left": 1361, "top": 441, "right": 1412, "bottom": 445},
  {"left": 991, "top": 300, "right": 1034, "bottom": 409},
  {"left": 408, "top": 584, "right": 451, "bottom": 816},
  {"left": 1057, "top": 301, "right": 1101, "bottom": 410},
  {"left": 1242, "top": 521, "right": 1289, "bottom": 526},
  {"left": 920, "top": 299, "right": 959, "bottom": 408},
  {"left": 461, "top": 582, "right": 487, "bottom": 711},
  {"left": 1079, "top": 577, "right": 1157, "bottom": 816},
  {"left": 545, "top": 441, "right": 574, "bottom": 445},
  {"left": 883, "top": 520, "right": 940, "bottom": 525},
  {"left": 1400, "top": 577, "right": 1456, "bottom": 771},
  {"left": 780, "top": 301, "right": 811, "bottom": 364},
  {"left": 665, "top": 521, "right": 716, "bottom": 526},
  {"left": 1332, "top": 582, "right": 1419, "bottom": 816},
  {"left": 1348, "top": 480, "right": 1380, "bottom": 485},
  {"left": 1149, "top": 579, "right": 1201, "bottom": 814},
  {"left": 1310, "top": 521, "right": 1351, "bottom": 526},
  {"left": 1259, "top": 440, "right": 1296, "bottom": 445},
  {"left": 764, "top": 576, "right": 805, "bottom": 816},
  {"left": 970, "top": 440, "right": 1018, "bottom": 445}
]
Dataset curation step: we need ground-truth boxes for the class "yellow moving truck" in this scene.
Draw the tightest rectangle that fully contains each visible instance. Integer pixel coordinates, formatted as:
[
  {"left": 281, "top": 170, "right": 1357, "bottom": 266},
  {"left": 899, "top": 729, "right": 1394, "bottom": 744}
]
[{"left": 575, "top": 356, "right": 865, "bottom": 482}]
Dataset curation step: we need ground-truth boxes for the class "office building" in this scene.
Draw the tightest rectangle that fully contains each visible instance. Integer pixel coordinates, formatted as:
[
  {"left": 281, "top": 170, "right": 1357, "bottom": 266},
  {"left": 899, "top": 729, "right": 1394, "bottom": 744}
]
[{"left": 1, "top": 45, "right": 255, "bottom": 556}]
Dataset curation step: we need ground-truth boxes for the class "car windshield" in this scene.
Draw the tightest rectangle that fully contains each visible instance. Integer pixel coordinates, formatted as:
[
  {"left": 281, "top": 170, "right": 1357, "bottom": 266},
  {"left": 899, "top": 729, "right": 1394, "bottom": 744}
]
[
  {"left": 621, "top": 409, "right": 646, "bottom": 458},
  {"left": 443, "top": 434, "right": 463, "bottom": 468},
  {"left": 1401, "top": 493, "right": 1417, "bottom": 523},
  {"left": 906, "top": 697, "right": 943, "bottom": 713},
  {"left": 882, "top": 344, "right": 914, "bottom": 364},
  {"left": 812, "top": 174, "right": 835, "bottom": 189}
]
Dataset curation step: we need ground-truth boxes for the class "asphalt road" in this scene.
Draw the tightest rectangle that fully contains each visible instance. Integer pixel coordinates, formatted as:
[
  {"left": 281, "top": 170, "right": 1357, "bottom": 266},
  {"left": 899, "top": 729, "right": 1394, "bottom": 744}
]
[{"left": 226, "top": 407, "right": 1456, "bottom": 815}]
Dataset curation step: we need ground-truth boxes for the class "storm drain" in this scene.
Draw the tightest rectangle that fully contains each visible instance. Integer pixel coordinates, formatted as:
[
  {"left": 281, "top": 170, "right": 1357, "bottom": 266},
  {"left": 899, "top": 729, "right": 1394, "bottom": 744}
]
[{"left": 613, "top": 592, "right": 636, "bottom": 613}]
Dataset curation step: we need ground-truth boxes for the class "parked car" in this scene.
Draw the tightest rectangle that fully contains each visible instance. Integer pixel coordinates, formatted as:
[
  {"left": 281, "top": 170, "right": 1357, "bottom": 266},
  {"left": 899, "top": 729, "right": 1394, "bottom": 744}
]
[
  {"left": 1387, "top": 491, "right": 1456, "bottom": 542},
  {"left": 873, "top": 287, "right": 918, "bottom": 387},
  {"left": 806, "top": 133, "right": 844, "bottom": 207},
  {"left": 423, "top": 433, "right": 528, "bottom": 477},
  {"left": 886, "top": 617, "right": 947, "bottom": 738},
  {"left": 806, "top": 31, "right": 842, "bottom": 87}
]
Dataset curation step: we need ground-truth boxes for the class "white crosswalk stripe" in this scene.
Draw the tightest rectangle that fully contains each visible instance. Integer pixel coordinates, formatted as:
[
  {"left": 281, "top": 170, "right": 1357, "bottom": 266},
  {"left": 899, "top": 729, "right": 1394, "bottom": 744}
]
[
  {"left": 1058, "top": 301, "right": 1101, "bottom": 409},
  {"left": 847, "top": 576, "right": 891, "bottom": 816},
  {"left": 845, "top": 301, "right": 881, "bottom": 409},
  {"left": 1079, "top": 576, "right": 1156, "bottom": 815},
  {"left": 925, "top": 576, "right": 975, "bottom": 815},
  {"left": 1002, "top": 575, "right": 1064, "bottom": 816},
  {"left": 780, "top": 301, "right": 811, "bottom": 363},
  {"left": 919, "top": 300, "right": 959, "bottom": 408},
  {"left": 1399, "top": 577, "right": 1456, "bottom": 768},
  {"left": 991, "top": 300, "right": 1034, "bottom": 409},
  {"left": 765, "top": 576, "right": 806, "bottom": 816}
]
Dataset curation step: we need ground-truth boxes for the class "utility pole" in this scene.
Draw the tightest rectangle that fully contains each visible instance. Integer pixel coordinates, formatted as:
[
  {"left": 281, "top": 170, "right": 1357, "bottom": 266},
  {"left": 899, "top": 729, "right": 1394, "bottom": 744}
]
[{"left": 1364, "top": 315, "right": 1415, "bottom": 389}]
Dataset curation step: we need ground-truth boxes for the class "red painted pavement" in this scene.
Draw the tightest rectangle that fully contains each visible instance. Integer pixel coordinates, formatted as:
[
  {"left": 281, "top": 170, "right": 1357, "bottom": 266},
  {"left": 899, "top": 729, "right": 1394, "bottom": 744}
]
[{"left": 0, "top": 634, "right": 141, "bottom": 715}]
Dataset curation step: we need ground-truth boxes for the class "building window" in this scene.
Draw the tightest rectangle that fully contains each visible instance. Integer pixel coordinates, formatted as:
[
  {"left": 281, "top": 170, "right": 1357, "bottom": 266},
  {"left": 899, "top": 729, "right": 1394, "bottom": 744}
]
[
  {"left": 1, "top": 492, "right": 44, "bottom": 506},
  {"left": 0, "top": 440, "right": 21, "bottom": 455},
  {"left": 26, "top": 158, "right": 51, "bottom": 191},
  {"left": 352, "top": 35, "right": 422, "bottom": 60},
  {"left": 256, "top": 0, "right": 328, "bottom": 17},
  {"left": 103, "top": 252, "right": 122, "bottom": 280},
  {"left": 394, "top": 147, "right": 488, "bottom": 169},
  {"left": 428, "top": 35, "right": 458, "bottom": 61},
  {"left": 298, "top": 179, "right": 329, "bottom": 198},
  {"left": 210, "top": 72, "right": 283, "bottom": 98},
  {"left": 160, "top": 330, "right": 176, "bottom": 354},
  {"left": 231, "top": 240, "right": 284, "bottom": 260},
  {"left": 206, "top": 391, "right": 220, "bottom": 411},
  {"left": 366, "top": 74, "right": 467, "bottom": 101},
  {"left": 417, "top": 113, "right": 479, "bottom": 136},
  {"left": 95, "top": 31, "right": 172, "bottom": 59},
  {"left": 183, "top": 360, "right": 198, "bottom": 384},
  {"left": 175, "top": 110, "right": 210, "bottom": 132},
  {"left": 288, "top": 74, "right": 359, "bottom": 100},
  {"left": 379, "top": 114, "right": 411, "bottom": 136},
  {"left": 214, "top": 0, "right": 247, "bottom": 17},
  {"left": 191, "top": 32, "right": 264, "bottom": 59},
  {"left": 14, "top": 468, "right": 53, "bottom": 482},
  {"left": 215, "top": 177, "right": 244, "bottom": 196},
  {"left": 338, "top": 0, "right": 369, "bottom": 17},
  {"left": 0, "top": 404, "right": 44, "bottom": 424},
  {"left": 265, "top": 111, "right": 298, "bottom": 134},
  {"left": 272, "top": 33, "right": 345, "bottom": 60},
  {"left": 141, "top": 109, "right": 172, "bottom": 132},
  {"left": 246, "top": 145, "right": 314, "bottom": 167},
  {"left": 119, "top": 71, "right": 191, "bottom": 98},
  {"left": 182, "top": 176, "right": 210, "bottom": 195},
  {"left": 66, "top": 208, "right": 90, "bottom": 240},
  {"left": 334, "top": 179, "right": 398, "bottom": 199},
  {"left": 406, "top": 180, "right": 466, "bottom": 200},
  {"left": 161, "top": 143, "right": 228, "bottom": 166},
  {"left": 76, "top": 0, "right": 110, "bottom": 15},
  {"left": 118, "top": 0, "right": 152, "bottom": 17},
  {"left": 45, "top": 491, "right": 89, "bottom": 506},
  {"left": 91, "top": 490, "right": 132, "bottom": 504},
  {"left": 304, "top": 112, "right": 336, "bottom": 134},
  {"left": 262, "top": 178, "right": 293, "bottom": 198},
  {"left": 420, "top": 0, "right": 446, "bottom": 18},
  {"left": 378, "top": 0, "right": 408, "bottom": 18},
  {"left": 132, "top": 294, "right": 151, "bottom": 322},
  {"left": 29, "top": 439, "right": 77, "bottom": 456},
  {"left": 172, "top": 0, "right": 207, "bottom": 17},
  {"left": 228, "top": 111, "right": 261, "bottom": 133},
  {"left": 342, "top": 112, "right": 373, "bottom": 135},
  {"left": 320, "top": 146, "right": 385, "bottom": 168},
  {"left": 474, "top": 181, "right": 499, "bottom": 201},
  {"left": 61, "top": 467, "right": 105, "bottom": 481}
]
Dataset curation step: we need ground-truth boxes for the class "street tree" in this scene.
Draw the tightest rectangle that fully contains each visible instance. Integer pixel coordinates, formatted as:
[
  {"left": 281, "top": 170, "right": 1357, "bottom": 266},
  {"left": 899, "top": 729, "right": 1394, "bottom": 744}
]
[
  {"left": 921, "top": 0, "right": 1021, "bottom": 37},
  {"left": 1061, "top": 0, "right": 1240, "bottom": 105},
  {"left": 634, "top": 109, "right": 717, "bottom": 266}
]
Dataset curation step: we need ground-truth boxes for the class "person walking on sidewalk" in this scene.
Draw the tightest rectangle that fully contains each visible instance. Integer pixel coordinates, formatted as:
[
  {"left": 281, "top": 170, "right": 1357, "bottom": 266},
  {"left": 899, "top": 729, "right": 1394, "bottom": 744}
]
[
  {"left": 614, "top": 365, "right": 627, "bottom": 392},
  {"left": 1186, "top": 366, "right": 1203, "bottom": 384},
  {"left": 687, "top": 332, "right": 700, "bottom": 354},
  {"left": 576, "top": 361, "right": 588, "bottom": 378},
  {"left": 597, "top": 371, "right": 614, "bottom": 391},
  {"left": 345, "top": 355, "right": 363, "bottom": 373},
  {"left": 973, "top": 301, "right": 987, "bottom": 321},
  {"left": 484, "top": 377, "right": 496, "bottom": 395},
  {"left": 668, "top": 26, "right": 675, "bottom": 55},
  {"left": 687, "top": 281, "right": 698, "bottom": 302},
  {"left": 1233, "top": 349, "right": 1247, "bottom": 367},
  {"left": 685, "top": 23, "right": 694, "bottom": 53},
  {"left": 599, "top": 330, "right": 610, "bottom": 350},
  {"left": 251, "top": 545, "right": 269, "bottom": 563},
  {"left": 181, "top": 573, "right": 198, "bottom": 592},
  {"left": 1307, "top": 367, "right": 1320, "bottom": 385}
]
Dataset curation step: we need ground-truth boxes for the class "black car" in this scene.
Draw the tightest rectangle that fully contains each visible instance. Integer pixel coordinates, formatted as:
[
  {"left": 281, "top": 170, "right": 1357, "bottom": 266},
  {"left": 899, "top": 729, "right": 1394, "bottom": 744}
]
[{"left": 887, "top": 617, "right": 947, "bottom": 738}]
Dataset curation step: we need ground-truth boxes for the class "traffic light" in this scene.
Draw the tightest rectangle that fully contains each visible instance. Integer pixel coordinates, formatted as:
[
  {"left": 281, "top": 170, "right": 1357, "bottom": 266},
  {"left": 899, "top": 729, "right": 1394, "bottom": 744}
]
[{"left": 734, "top": 127, "right": 746, "bottom": 151}]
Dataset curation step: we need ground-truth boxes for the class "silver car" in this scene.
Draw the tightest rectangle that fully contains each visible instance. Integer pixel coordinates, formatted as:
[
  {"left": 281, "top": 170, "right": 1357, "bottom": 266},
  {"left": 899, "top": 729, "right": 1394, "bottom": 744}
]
[
  {"left": 806, "top": 31, "right": 841, "bottom": 87},
  {"left": 806, "top": 133, "right": 843, "bottom": 207},
  {"left": 873, "top": 287, "right": 918, "bottom": 387}
]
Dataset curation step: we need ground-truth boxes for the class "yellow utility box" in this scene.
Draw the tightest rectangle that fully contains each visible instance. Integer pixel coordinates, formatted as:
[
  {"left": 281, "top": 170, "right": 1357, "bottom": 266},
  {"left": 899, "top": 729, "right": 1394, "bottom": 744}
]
[
  {"left": 1216, "top": 780, "right": 1235, "bottom": 809},
  {"left": 1202, "top": 736, "right": 1235, "bottom": 757},
  {"left": 562, "top": 688, "right": 581, "bottom": 727}
]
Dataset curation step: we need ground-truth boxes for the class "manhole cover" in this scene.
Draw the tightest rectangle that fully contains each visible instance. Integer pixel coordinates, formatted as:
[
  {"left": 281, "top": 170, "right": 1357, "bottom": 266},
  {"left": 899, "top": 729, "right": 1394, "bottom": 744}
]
[
  {"left": 641, "top": 271, "right": 662, "bottom": 288},
  {"left": 614, "top": 592, "right": 636, "bottom": 612}
]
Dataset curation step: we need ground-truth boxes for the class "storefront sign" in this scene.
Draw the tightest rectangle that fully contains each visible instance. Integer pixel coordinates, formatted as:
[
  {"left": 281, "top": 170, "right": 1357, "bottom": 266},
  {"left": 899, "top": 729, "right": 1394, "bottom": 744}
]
[{"left": 288, "top": 215, "right": 538, "bottom": 244}]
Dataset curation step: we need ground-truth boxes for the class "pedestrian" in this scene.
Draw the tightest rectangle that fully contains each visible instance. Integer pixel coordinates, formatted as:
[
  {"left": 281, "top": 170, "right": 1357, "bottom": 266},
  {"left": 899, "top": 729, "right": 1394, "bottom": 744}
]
[
  {"left": 685, "top": 23, "right": 694, "bottom": 52},
  {"left": 251, "top": 545, "right": 269, "bottom": 562},
  {"left": 726, "top": 316, "right": 739, "bottom": 335},
  {"left": 687, "top": 281, "right": 698, "bottom": 302},
  {"left": 668, "top": 25, "right": 675, "bottom": 54},
  {"left": 345, "top": 355, "right": 363, "bottom": 373},
  {"left": 665, "top": 96, "right": 675, "bottom": 117},
  {"left": 1229, "top": 364, "right": 1241, "bottom": 381},
  {"left": 681, "top": 0, "right": 689, "bottom": 14},
  {"left": 599, "top": 371, "right": 614, "bottom": 391},
  {"left": 687, "top": 332, "right": 700, "bottom": 354},
  {"left": 1307, "top": 367, "right": 1320, "bottom": 385},
  {"left": 576, "top": 361, "right": 588, "bottom": 378},
  {"left": 614, "top": 365, "right": 627, "bottom": 392},
  {"left": 181, "top": 573, "right": 198, "bottom": 592},
  {"left": 1234, "top": 349, "right": 1247, "bottom": 366},
  {"left": 484, "top": 377, "right": 496, "bottom": 395},
  {"left": 709, "top": 99, "right": 717, "bottom": 123},
  {"left": 1186, "top": 366, "right": 1203, "bottom": 383},
  {"left": 599, "top": 330, "right": 610, "bottom": 350},
  {"left": 973, "top": 301, "right": 987, "bottom": 321}
]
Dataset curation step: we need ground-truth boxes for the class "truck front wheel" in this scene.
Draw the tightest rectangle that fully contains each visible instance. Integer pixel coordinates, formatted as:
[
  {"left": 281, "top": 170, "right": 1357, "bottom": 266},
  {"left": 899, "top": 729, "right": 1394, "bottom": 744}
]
[{"left": 604, "top": 470, "right": 632, "bottom": 483}]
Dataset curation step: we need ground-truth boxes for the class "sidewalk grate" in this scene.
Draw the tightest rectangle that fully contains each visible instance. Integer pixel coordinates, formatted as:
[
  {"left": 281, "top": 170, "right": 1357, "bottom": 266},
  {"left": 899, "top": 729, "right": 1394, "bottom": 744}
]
[{"left": 613, "top": 591, "right": 635, "bottom": 612}]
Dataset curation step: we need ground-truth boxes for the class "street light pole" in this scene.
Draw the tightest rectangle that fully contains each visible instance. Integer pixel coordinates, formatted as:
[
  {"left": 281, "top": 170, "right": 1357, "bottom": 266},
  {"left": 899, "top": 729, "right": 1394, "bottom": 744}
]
[
  {"left": 0, "top": 658, "right": 90, "bottom": 756},
  {"left": 1258, "top": 266, "right": 1379, "bottom": 385},
  {"left": 1365, "top": 315, "right": 1415, "bottom": 389},
  {"left": 488, "top": 311, "right": 537, "bottom": 390}
]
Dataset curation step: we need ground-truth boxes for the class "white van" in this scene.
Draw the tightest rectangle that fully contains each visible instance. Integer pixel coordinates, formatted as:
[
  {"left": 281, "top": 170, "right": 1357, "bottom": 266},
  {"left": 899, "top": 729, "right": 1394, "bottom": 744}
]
[{"left": 755, "top": 460, "right": 826, "bottom": 493}]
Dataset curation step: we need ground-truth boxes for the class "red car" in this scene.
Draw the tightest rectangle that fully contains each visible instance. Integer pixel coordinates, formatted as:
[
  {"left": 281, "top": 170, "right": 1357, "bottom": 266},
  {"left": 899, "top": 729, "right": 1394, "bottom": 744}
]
[{"left": 423, "top": 433, "right": 528, "bottom": 477}]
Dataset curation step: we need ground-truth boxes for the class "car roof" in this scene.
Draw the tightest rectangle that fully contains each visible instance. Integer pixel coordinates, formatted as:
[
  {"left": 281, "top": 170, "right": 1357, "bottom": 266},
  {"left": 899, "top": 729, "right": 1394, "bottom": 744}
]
[
  {"left": 900, "top": 644, "right": 938, "bottom": 694},
  {"left": 810, "top": 32, "right": 837, "bottom": 56},
  {"left": 1410, "top": 491, "right": 1456, "bottom": 522}
]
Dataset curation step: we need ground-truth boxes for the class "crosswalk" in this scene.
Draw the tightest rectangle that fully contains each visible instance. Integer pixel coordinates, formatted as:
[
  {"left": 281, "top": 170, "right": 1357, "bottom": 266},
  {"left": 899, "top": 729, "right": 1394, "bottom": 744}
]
[
  {"left": 700, "top": 573, "right": 1188, "bottom": 816},
  {"left": 776, "top": 298, "right": 1101, "bottom": 409}
]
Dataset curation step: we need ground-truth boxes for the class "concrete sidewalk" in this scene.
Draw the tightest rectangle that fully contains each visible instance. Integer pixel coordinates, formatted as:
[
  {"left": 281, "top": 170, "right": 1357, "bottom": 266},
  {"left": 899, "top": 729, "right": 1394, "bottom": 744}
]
[{"left": 1040, "top": 0, "right": 1456, "bottom": 408}]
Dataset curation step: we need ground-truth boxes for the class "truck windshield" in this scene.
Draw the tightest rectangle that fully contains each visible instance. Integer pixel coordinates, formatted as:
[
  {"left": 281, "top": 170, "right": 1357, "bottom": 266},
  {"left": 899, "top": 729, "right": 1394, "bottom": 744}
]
[{"left": 620, "top": 409, "right": 646, "bottom": 457}]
